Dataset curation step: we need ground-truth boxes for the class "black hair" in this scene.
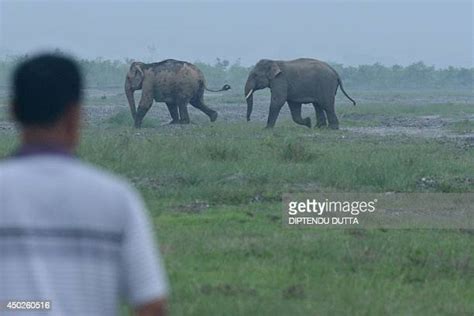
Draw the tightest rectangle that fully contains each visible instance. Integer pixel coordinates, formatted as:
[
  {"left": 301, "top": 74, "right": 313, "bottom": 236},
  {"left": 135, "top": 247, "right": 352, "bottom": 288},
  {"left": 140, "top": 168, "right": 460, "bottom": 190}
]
[{"left": 12, "top": 54, "right": 83, "bottom": 127}]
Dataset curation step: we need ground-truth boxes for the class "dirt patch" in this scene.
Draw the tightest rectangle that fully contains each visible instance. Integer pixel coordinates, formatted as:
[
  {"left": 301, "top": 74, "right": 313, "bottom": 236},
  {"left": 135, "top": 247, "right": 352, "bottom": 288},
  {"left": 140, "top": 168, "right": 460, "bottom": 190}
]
[
  {"left": 344, "top": 114, "right": 474, "bottom": 139},
  {"left": 82, "top": 105, "right": 125, "bottom": 124},
  {"left": 346, "top": 126, "right": 448, "bottom": 138}
]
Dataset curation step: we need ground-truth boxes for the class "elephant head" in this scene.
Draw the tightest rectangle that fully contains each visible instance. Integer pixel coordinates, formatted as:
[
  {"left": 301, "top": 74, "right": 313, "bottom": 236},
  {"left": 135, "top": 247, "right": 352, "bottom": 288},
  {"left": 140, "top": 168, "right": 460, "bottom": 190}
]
[
  {"left": 124, "top": 62, "right": 145, "bottom": 120},
  {"left": 244, "top": 59, "right": 281, "bottom": 121}
]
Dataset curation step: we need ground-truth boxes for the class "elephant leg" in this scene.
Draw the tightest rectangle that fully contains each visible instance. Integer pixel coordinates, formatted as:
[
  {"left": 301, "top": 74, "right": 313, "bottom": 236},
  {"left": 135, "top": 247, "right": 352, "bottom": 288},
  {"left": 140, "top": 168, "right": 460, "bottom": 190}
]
[
  {"left": 135, "top": 96, "right": 154, "bottom": 128},
  {"left": 266, "top": 79, "right": 287, "bottom": 128},
  {"left": 266, "top": 101, "right": 286, "bottom": 128},
  {"left": 165, "top": 102, "right": 179, "bottom": 124},
  {"left": 177, "top": 101, "right": 190, "bottom": 124},
  {"left": 190, "top": 97, "right": 218, "bottom": 122},
  {"left": 313, "top": 102, "right": 327, "bottom": 128},
  {"left": 322, "top": 98, "right": 339, "bottom": 130},
  {"left": 288, "top": 102, "right": 311, "bottom": 128}
]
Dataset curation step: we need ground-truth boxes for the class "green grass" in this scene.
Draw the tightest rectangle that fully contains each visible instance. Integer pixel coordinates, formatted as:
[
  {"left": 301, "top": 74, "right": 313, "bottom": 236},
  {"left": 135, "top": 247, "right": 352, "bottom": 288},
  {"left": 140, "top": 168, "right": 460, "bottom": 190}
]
[
  {"left": 102, "top": 109, "right": 161, "bottom": 128},
  {"left": 0, "top": 100, "right": 473, "bottom": 315},
  {"left": 80, "top": 124, "right": 473, "bottom": 316},
  {"left": 158, "top": 210, "right": 473, "bottom": 315},
  {"left": 71, "top": 123, "right": 474, "bottom": 198}
]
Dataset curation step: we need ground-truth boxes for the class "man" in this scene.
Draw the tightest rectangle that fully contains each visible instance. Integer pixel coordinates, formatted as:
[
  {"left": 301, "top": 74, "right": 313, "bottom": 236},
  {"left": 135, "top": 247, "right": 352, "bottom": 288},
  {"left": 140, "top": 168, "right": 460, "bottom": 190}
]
[{"left": 0, "top": 54, "right": 168, "bottom": 315}]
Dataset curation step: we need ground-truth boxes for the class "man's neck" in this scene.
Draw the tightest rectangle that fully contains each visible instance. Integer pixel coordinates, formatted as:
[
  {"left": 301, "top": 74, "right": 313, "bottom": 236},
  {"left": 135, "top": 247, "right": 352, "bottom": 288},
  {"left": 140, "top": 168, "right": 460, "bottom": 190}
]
[{"left": 21, "top": 126, "right": 75, "bottom": 153}]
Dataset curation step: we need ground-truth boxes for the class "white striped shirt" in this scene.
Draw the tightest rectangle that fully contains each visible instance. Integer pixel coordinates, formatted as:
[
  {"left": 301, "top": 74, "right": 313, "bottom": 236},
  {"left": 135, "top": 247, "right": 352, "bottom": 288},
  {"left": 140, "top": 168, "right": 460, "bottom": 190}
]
[{"left": 0, "top": 150, "right": 168, "bottom": 315}]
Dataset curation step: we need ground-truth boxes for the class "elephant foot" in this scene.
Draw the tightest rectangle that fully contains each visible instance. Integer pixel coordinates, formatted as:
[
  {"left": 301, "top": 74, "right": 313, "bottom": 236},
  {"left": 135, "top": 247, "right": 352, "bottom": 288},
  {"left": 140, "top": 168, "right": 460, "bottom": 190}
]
[
  {"left": 329, "top": 124, "right": 339, "bottom": 130},
  {"left": 179, "top": 119, "right": 190, "bottom": 124},
  {"left": 209, "top": 112, "right": 218, "bottom": 122},
  {"left": 168, "top": 120, "right": 180, "bottom": 125},
  {"left": 304, "top": 117, "right": 311, "bottom": 128},
  {"left": 316, "top": 121, "right": 328, "bottom": 128}
]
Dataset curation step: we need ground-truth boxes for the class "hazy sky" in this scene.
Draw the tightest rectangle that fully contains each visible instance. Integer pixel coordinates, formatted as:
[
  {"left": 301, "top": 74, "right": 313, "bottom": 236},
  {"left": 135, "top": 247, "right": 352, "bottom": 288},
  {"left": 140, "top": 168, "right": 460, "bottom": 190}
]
[{"left": 0, "top": 0, "right": 472, "bottom": 67}]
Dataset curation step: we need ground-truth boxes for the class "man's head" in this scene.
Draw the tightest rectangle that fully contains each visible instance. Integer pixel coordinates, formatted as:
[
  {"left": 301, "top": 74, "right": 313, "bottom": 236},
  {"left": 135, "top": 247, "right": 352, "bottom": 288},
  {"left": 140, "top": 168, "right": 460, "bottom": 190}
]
[{"left": 11, "top": 54, "right": 83, "bottom": 150}]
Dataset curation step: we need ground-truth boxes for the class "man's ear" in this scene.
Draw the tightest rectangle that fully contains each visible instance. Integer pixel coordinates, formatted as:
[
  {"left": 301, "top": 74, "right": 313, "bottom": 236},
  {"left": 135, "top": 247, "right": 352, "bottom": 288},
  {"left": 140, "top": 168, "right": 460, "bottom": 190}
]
[{"left": 268, "top": 62, "right": 282, "bottom": 79}]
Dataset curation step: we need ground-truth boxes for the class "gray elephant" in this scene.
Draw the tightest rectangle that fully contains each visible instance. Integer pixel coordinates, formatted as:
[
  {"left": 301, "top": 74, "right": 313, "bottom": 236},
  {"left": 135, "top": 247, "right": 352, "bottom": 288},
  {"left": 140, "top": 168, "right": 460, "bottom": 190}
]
[
  {"left": 125, "top": 59, "right": 231, "bottom": 128},
  {"left": 244, "top": 58, "right": 356, "bottom": 129}
]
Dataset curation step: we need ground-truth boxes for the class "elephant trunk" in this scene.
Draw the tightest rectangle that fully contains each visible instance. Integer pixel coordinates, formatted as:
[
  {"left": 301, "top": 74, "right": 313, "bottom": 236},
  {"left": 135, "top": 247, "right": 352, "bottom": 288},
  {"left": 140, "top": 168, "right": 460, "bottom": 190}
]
[
  {"left": 244, "top": 81, "right": 254, "bottom": 121},
  {"left": 124, "top": 77, "right": 136, "bottom": 121}
]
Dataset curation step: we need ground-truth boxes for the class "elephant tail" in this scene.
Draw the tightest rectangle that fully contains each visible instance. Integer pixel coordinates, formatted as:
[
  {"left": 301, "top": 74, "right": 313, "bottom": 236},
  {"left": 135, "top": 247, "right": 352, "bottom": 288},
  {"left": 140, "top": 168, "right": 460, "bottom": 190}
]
[
  {"left": 205, "top": 84, "right": 231, "bottom": 92},
  {"left": 337, "top": 78, "right": 356, "bottom": 106}
]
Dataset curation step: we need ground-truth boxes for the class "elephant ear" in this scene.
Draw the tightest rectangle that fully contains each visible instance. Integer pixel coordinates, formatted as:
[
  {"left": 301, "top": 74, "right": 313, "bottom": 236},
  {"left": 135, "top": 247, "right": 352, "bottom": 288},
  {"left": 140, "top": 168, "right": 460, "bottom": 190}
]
[
  {"left": 268, "top": 62, "right": 281, "bottom": 79},
  {"left": 133, "top": 62, "right": 144, "bottom": 76},
  {"left": 129, "top": 62, "right": 144, "bottom": 78}
]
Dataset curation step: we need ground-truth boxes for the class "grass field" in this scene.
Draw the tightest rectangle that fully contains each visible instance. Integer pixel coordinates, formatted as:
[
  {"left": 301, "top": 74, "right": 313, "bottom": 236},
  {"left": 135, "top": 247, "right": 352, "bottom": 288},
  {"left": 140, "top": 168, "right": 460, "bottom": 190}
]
[{"left": 0, "top": 90, "right": 473, "bottom": 315}]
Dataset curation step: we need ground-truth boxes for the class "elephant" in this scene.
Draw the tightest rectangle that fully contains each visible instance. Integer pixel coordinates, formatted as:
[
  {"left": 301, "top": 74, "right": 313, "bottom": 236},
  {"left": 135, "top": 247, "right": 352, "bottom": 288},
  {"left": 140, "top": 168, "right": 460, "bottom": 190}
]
[
  {"left": 125, "top": 59, "right": 231, "bottom": 128},
  {"left": 244, "top": 58, "right": 356, "bottom": 129}
]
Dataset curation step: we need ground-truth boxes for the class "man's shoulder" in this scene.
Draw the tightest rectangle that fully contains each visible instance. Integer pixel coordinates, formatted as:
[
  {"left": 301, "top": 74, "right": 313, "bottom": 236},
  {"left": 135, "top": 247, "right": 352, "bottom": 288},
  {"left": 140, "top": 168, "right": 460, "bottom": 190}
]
[{"left": 0, "top": 156, "right": 137, "bottom": 197}]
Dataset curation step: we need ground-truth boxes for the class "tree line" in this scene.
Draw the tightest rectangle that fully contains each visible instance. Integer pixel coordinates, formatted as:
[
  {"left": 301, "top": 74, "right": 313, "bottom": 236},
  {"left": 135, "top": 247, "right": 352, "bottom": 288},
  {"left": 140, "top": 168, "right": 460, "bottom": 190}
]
[{"left": 0, "top": 56, "right": 472, "bottom": 91}]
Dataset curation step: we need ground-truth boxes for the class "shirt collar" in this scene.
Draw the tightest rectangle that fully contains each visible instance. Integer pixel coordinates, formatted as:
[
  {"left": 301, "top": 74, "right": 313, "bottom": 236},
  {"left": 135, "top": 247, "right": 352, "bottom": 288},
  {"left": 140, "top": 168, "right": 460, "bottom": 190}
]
[{"left": 12, "top": 143, "right": 75, "bottom": 158}]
